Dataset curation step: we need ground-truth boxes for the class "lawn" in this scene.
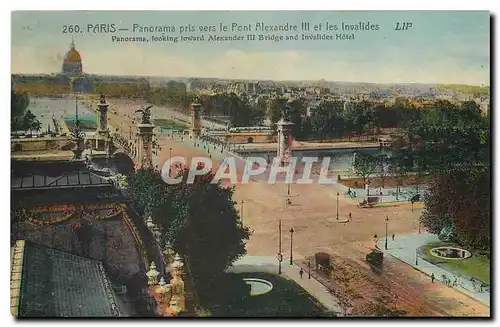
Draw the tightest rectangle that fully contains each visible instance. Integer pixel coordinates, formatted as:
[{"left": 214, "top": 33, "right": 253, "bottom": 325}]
[
  {"left": 421, "top": 242, "right": 490, "bottom": 284},
  {"left": 154, "top": 118, "right": 188, "bottom": 130},
  {"left": 64, "top": 118, "right": 98, "bottom": 132},
  {"left": 199, "top": 272, "right": 332, "bottom": 317}
]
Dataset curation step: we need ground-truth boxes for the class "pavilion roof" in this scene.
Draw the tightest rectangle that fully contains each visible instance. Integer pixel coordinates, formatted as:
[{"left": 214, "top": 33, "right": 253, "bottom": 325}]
[{"left": 11, "top": 240, "right": 120, "bottom": 317}]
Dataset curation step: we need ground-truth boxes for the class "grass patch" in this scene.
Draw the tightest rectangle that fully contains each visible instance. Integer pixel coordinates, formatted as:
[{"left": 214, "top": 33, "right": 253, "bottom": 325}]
[
  {"left": 200, "top": 272, "right": 332, "bottom": 317},
  {"left": 421, "top": 242, "right": 490, "bottom": 284},
  {"left": 64, "top": 118, "right": 97, "bottom": 132},
  {"left": 154, "top": 118, "right": 188, "bottom": 130}
]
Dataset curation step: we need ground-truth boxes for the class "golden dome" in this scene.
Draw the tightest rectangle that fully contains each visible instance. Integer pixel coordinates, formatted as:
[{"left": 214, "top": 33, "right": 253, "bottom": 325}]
[{"left": 64, "top": 41, "right": 82, "bottom": 64}]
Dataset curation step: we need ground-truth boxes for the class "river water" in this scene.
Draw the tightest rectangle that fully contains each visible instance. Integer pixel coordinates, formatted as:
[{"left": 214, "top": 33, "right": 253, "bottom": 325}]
[
  {"left": 27, "top": 97, "right": 95, "bottom": 132},
  {"left": 237, "top": 147, "right": 393, "bottom": 173}
]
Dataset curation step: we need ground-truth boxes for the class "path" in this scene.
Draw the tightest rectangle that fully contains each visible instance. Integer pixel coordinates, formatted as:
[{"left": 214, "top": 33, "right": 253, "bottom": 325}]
[
  {"left": 377, "top": 233, "right": 490, "bottom": 307},
  {"left": 226, "top": 255, "right": 343, "bottom": 315}
]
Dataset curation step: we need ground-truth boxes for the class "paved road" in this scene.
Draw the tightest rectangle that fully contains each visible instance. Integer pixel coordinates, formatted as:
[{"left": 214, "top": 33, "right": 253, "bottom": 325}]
[{"left": 377, "top": 233, "right": 490, "bottom": 307}]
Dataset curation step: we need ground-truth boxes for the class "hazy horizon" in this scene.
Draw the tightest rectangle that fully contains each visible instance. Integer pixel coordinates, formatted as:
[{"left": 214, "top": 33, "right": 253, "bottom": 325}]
[
  {"left": 12, "top": 11, "right": 490, "bottom": 85},
  {"left": 11, "top": 72, "right": 490, "bottom": 87}
]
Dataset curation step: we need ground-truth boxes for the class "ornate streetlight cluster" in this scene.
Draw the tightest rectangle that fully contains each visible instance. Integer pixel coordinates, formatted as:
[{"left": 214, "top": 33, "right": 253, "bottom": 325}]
[{"left": 145, "top": 216, "right": 186, "bottom": 316}]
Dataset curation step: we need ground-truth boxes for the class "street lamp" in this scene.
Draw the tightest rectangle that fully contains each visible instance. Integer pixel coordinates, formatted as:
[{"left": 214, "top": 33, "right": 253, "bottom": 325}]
[
  {"left": 411, "top": 200, "right": 415, "bottom": 212},
  {"left": 277, "top": 253, "right": 283, "bottom": 275},
  {"left": 415, "top": 250, "right": 419, "bottom": 265},
  {"left": 169, "top": 147, "right": 173, "bottom": 176},
  {"left": 289, "top": 227, "right": 294, "bottom": 265},
  {"left": 336, "top": 192, "right": 340, "bottom": 220},
  {"left": 418, "top": 219, "right": 421, "bottom": 234},
  {"left": 307, "top": 260, "right": 311, "bottom": 279},
  {"left": 240, "top": 200, "right": 244, "bottom": 223},
  {"left": 278, "top": 219, "right": 282, "bottom": 274},
  {"left": 385, "top": 216, "right": 389, "bottom": 250}
]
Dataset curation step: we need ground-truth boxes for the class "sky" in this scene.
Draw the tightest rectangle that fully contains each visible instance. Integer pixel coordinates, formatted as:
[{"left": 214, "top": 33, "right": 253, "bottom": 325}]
[{"left": 11, "top": 11, "right": 490, "bottom": 85}]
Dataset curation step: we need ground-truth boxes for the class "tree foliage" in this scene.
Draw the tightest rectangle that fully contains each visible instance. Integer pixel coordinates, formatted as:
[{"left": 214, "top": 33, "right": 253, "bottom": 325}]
[
  {"left": 353, "top": 151, "right": 377, "bottom": 183},
  {"left": 126, "top": 168, "right": 251, "bottom": 292},
  {"left": 11, "top": 89, "right": 30, "bottom": 131},
  {"left": 421, "top": 166, "right": 490, "bottom": 251},
  {"left": 401, "top": 100, "right": 492, "bottom": 251}
]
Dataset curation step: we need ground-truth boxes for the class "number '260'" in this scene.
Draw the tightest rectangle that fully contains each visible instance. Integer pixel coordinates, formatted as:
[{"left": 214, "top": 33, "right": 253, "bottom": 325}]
[{"left": 62, "top": 25, "right": 81, "bottom": 33}]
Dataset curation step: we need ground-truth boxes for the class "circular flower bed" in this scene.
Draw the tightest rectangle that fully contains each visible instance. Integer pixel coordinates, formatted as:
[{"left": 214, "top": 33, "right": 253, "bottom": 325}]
[
  {"left": 430, "top": 246, "right": 472, "bottom": 260},
  {"left": 243, "top": 278, "right": 274, "bottom": 296}
]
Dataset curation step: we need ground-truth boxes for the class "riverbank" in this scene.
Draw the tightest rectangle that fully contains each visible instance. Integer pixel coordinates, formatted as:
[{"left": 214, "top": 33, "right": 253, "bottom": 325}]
[
  {"left": 338, "top": 175, "right": 430, "bottom": 189},
  {"left": 236, "top": 141, "right": 381, "bottom": 153}
]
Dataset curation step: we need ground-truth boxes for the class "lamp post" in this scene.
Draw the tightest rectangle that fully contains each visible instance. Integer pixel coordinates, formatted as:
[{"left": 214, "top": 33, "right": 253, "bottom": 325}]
[
  {"left": 415, "top": 250, "right": 419, "bottom": 265},
  {"left": 385, "top": 216, "right": 389, "bottom": 250},
  {"left": 289, "top": 227, "right": 294, "bottom": 265},
  {"left": 411, "top": 200, "right": 415, "bottom": 212},
  {"left": 418, "top": 219, "right": 421, "bottom": 234},
  {"left": 336, "top": 192, "right": 340, "bottom": 220},
  {"left": 129, "top": 125, "right": 132, "bottom": 140},
  {"left": 278, "top": 219, "right": 282, "bottom": 274},
  {"left": 240, "top": 200, "right": 244, "bottom": 223},
  {"left": 169, "top": 147, "right": 173, "bottom": 176},
  {"left": 308, "top": 260, "right": 311, "bottom": 279}
]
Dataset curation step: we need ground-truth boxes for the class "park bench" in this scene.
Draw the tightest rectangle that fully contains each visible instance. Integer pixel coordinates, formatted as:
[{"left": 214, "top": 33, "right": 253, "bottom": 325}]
[{"left": 358, "top": 196, "right": 379, "bottom": 208}]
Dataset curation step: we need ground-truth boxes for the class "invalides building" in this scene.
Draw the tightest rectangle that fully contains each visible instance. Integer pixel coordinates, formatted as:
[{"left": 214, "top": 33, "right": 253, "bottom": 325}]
[{"left": 60, "top": 39, "right": 93, "bottom": 93}]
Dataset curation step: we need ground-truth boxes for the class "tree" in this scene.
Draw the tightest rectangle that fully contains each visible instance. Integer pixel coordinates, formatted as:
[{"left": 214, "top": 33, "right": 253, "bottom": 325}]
[
  {"left": 353, "top": 151, "right": 377, "bottom": 184},
  {"left": 268, "top": 98, "right": 287, "bottom": 125},
  {"left": 345, "top": 100, "right": 375, "bottom": 135},
  {"left": 20, "top": 110, "right": 41, "bottom": 135},
  {"left": 126, "top": 168, "right": 168, "bottom": 216},
  {"left": 309, "top": 101, "right": 345, "bottom": 140},
  {"left": 405, "top": 100, "right": 488, "bottom": 172},
  {"left": 421, "top": 166, "right": 490, "bottom": 251},
  {"left": 389, "top": 157, "right": 409, "bottom": 201},
  {"left": 11, "top": 89, "right": 30, "bottom": 131},
  {"left": 374, "top": 149, "right": 390, "bottom": 191},
  {"left": 407, "top": 100, "right": 490, "bottom": 251},
  {"left": 127, "top": 168, "right": 251, "bottom": 294}
]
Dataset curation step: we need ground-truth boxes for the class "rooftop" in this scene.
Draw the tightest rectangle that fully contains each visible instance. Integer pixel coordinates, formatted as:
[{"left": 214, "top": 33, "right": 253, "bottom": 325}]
[
  {"left": 11, "top": 160, "right": 113, "bottom": 190},
  {"left": 11, "top": 240, "right": 120, "bottom": 317}
]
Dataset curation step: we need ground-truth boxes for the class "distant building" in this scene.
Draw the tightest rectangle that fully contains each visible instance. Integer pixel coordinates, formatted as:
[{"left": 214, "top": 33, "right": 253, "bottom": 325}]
[
  {"left": 60, "top": 40, "right": 92, "bottom": 93},
  {"left": 61, "top": 40, "right": 83, "bottom": 78},
  {"left": 306, "top": 99, "right": 323, "bottom": 117}
]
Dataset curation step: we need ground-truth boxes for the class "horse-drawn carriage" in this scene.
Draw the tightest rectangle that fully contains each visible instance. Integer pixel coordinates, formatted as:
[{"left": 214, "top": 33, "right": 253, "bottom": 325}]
[
  {"left": 366, "top": 249, "right": 384, "bottom": 273},
  {"left": 358, "top": 196, "right": 379, "bottom": 208}
]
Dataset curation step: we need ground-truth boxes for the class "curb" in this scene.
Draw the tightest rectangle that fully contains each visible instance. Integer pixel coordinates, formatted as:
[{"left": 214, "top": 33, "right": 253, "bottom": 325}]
[{"left": 375, "top": 241, "right": 490, "bottom": 307}]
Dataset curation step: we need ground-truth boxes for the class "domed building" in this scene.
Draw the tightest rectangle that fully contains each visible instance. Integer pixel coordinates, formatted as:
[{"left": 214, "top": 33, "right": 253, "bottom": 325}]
[
  {"left": 60, "top": 40, "right": 93, "bottom": 93},
  {"left": 61, "top": 40, "right": 83, "bottom": 77}
]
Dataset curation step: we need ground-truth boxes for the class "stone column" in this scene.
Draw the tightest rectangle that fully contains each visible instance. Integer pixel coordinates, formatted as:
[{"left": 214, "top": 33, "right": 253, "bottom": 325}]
[
  {"left": 97, "top": 96, "right": 109, "bottom": 133},
  {"left": 190, "top": 102, "right": 202, "bottom": 138},
  {"left": 137, "top": 122, "right": 155, "bottom": 169},
  {"left": 275, "top": 118, "right": 294, "bottom": 167}
]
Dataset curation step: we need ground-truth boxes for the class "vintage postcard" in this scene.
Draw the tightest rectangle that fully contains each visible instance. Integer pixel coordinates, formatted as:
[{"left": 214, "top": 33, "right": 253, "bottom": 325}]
[{"left": 10, "top": 10, "right": 490, "bottom": 318}]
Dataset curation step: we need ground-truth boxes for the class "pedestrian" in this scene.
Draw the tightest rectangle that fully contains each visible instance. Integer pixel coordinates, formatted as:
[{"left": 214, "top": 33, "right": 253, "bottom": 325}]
[
  {"left": 349, "top": 212, "right": 352, "bottom": 220},
  {"left": 431, "top": 273, "right": 435, "bottom": 283},
  {"left": 392, "top": 234, "right": 395, "bottom": 241},
  {"left": 299, "top": 269, "right": 304, "bottom": 279}
]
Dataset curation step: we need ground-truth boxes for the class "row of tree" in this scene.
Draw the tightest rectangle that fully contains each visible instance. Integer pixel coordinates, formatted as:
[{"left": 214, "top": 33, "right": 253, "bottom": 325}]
[
  {"left": 394, "top": 100, "right": 490, "bottom": 252},
  {"left": 348, "top": 99, "right": 490, "bottom": 252}
]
